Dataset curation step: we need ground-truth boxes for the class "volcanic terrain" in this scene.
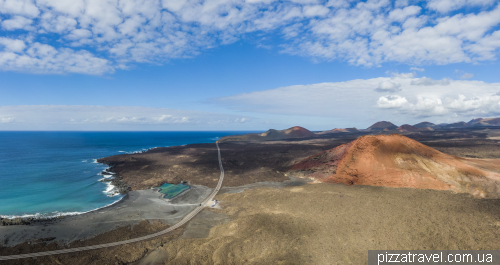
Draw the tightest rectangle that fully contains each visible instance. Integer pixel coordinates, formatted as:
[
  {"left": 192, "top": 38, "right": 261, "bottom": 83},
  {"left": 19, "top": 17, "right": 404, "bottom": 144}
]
[
  {"left": 290, "top": 134, "right": 500, "bottom": 198},
  {"left": 219, "top": 126, "right": 316, "bottom": 142}
]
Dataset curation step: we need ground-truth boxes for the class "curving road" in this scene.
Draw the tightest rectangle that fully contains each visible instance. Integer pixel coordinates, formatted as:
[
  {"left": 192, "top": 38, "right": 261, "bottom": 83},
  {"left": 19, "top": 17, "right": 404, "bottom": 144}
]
[{"left": 0, "top": 141, "right": 225, "bottom": 261}]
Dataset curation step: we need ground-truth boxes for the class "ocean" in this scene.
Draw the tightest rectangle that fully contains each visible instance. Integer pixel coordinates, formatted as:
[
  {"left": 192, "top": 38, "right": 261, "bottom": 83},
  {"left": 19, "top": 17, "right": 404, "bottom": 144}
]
[{"left": 0, "top": 131, "right": 253, "bottom": 218}]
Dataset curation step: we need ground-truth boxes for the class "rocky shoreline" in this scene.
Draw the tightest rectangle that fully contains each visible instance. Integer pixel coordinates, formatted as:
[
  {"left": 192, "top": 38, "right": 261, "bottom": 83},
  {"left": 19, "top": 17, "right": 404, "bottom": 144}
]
[
  {"left": 99, "top": 167, "right": 131, "bottom": 195},
  {"left": 0, "top": 216, "right": 64, "bottom": 226}
]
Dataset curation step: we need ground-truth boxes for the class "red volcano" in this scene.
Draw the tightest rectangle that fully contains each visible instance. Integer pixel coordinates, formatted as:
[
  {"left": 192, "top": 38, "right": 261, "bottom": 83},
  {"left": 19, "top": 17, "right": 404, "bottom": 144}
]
[{"left": 289, "top": 134, "right": 500, "bottom": 198}]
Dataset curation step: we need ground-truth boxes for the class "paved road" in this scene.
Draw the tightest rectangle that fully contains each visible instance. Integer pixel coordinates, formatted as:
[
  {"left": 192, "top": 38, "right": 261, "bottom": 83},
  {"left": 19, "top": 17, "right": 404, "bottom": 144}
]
[{"left": 0, "top": 141, "right": 225, "bottom": 261}]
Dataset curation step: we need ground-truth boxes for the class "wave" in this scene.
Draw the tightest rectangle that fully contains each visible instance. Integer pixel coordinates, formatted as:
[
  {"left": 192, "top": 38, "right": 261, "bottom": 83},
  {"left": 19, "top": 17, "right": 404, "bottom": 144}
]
[
  {"left": 103, "top": 180, "right": 120, "bottom": 197},
  {"left": 1, "top": 196, "right": 124, "bottom": 220}
]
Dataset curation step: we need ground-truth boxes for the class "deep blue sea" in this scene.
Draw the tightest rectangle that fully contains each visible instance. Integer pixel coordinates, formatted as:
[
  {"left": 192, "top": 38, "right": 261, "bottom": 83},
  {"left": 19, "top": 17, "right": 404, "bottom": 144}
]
[{"left": 0, "top": 131, "right": 253, "bottom": 218}]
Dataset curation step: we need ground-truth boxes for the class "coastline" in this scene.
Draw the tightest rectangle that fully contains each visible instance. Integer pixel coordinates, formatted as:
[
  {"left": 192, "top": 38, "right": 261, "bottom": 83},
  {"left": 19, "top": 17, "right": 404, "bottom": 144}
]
[
  {"left": 0, "top": 144, "right": 161, "bottom": 225},
  {"left": 0, "top": 166, "right": 129, "bottom": 225},
  {"left": 0, "top": 183, "right": 213, "bottom": 247}
]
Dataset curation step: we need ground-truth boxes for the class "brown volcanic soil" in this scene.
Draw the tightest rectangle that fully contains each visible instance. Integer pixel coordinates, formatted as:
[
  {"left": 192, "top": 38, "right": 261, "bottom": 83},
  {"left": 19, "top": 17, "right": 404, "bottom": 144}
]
[
  {"left": 97, "top": 140, "right": 348, "bottom": 191},
  {"left": 6, "top": 183, "right": 500, "bottom": 265},
  {"left": 290, "top": 134, "right": 500, "bottom": 198},
  {"left": 98, "top": 128, "right": 500, "bottom": 192}
]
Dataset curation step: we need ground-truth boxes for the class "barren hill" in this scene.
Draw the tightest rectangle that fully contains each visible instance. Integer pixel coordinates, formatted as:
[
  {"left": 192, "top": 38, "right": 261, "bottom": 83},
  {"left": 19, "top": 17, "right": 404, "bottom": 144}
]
[
  {"left": 219, "top": 126, "right": 315, "bottom": 142},
  {"left": 396, "top": 124, "right": 419, "bottom": 132},
  {"left": 413, "top": 121, "right": 436, "bottom": 128},
  {"left": 469, "top": 118, "right": 500, "bottom": 126},
  {"left": 289, "top": 134, "right": 500, "bottom": 198},
  {"left": 396, "top": 124, "right": 433, "bottom": 132},
  {"left": 317, "top": 127, "right": 359, "bottom": 134},
  {"left": 367, "top": 121, "right": 397, "bottom": 131}
]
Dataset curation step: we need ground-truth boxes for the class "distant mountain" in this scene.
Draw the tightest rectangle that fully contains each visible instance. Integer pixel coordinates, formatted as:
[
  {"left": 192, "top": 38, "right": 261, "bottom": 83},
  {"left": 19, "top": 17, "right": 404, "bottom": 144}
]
[
  {"left": 396, "top": 124, "right": 419, "bottom": 132},
  {"left": 219, "top": 126, "right": 316, "bottom": 142},
  {"left": 413, "top": 122, "right": 436, "bottom": 128},
  {"left": 367, "top": 121, "right": 398, "bottom": 131},
  {"left": 260, "top": 126, "right": 316, "bottom": 139},
  {"left": 317, "top": 127, "right": 360, "bottom": 134},
  {"left": 441, "top": 122, "right": 469, "bottom": 129},
  {"left": 468, "top": 118, "right": 500, "bottom": 127}
]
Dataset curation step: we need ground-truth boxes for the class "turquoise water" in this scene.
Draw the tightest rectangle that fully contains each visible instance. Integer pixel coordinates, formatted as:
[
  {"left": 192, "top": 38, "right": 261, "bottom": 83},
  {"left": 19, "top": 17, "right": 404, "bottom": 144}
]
[
  {"left": 155, "top": 183, "right": 190, "bottom": 199},
  {"left": 0, "top": 131, "right": 255, "bottom": 218}
]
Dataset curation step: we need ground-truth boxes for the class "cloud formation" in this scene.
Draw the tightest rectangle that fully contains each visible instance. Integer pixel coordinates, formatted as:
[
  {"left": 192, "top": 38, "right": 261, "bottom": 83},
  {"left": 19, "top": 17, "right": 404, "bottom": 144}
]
[
  {"left": 0, "top": 105, "right": 254, "bottom": 130},
  {"left": 375, "top": 80, "right": 402, "bottom": 93},
  {"left": 213, "top": 76, "right": 500, "bottom": 125},
  {"left": 0, "top": 0, "right": 499, "bottom": 74},
  {"left": 410, "top": 77, "right": 450, "bottom": 86}
]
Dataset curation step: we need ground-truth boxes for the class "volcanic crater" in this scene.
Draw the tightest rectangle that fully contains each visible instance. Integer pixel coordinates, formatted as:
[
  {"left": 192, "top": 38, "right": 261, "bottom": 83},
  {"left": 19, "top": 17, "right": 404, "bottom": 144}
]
[{"left": 289, "top": 134, "right": 500, "bottom": 198}]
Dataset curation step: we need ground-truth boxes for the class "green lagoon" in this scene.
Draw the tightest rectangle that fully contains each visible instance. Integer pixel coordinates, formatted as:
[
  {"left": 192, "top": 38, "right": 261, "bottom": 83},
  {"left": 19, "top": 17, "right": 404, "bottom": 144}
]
[{"left": 155, "top": 183, "right": 190, "bottom": 199}]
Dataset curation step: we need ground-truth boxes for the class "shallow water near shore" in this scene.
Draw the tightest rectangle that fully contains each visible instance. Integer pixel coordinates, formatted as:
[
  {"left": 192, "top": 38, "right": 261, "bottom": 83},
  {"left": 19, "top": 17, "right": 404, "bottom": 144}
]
[{"left": 0, "top": 131, "right": 254, "bottom": 218}]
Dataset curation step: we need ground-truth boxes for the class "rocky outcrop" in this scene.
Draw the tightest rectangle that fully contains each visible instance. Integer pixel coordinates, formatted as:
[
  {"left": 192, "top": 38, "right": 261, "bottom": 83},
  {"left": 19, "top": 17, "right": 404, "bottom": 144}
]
[
  {"left": 1, "top": 216, "right": 64, "bottom": 226},
  {"left": 289, "top": 134, "right": 500, "bottom": 198}
]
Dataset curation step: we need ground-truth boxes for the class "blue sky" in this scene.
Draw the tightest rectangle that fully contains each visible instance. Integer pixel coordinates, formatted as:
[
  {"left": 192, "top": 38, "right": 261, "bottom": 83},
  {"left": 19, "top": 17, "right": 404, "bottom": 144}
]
[{"left": 1, "top": 0, "right": 500, "bottom": 131}]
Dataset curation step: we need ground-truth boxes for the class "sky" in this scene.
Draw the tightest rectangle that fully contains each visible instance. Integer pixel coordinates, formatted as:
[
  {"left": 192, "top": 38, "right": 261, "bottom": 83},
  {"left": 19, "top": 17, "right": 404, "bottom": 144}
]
[{"left": 0, "top": 0, "right": 500, "bottom": 131}]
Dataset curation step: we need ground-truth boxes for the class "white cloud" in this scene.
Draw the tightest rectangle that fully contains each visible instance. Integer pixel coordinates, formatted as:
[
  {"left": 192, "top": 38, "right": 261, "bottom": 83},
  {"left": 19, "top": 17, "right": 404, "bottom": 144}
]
[
  {"left": 410, "top": 77, "right": 450, "bottom": 86},
  {"left": 460, "top": 72, "right": 474, "bottom": 79},
  {"left": 0, "top": 0, "right": 498, "bottom": 74},
  {"left": 0, "top": 105, "right": 255, "bottom": 130},
  {"left": 447, "top": 94, "right": 500, "bottom": 115},
  {"left": 0, "top": 38, "right": 113, "bottom": 74},
  {"left": 388, "top": 6, "right": 421, "bottom": 22},
  {"left": 427, "top": 0, "right": 496, "bottom": 13},
  {"left": 410, "top": 67, "right": 424, "bottom": 71},
  {"left": 389, "top": 71, "right": 415, "bottom": 78},
  {"left": 377, "top": 95, "right": 408, "bottom": 108},
  {"left": 0, "top": 0, "right": 39, "bottom": 17},
  {"left": 212, "top": 77, "right": 500, "bottom": 125},
  {"left": 376, "top": 80, "right": 402, "bottom": 92},
  {"left": 303, "top": 5, "right": 330, "bottom": 17},
  {"left": 403, "top": 96, "right": 448, "bottom": 117},
  {"left": 1, "top": 15, "right": 33, "bottom": 30},
  {"left": 0, "top": 37, "right": 26, "bottom": 52},
  {"left": 0, "top": 117, "right": 14, "bottom": 123}
]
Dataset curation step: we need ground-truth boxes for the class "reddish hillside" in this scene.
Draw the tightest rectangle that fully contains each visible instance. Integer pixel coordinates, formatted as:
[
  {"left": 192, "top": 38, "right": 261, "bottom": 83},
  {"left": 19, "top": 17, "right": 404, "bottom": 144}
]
[
  {"left": 289, "top": 134, "right": 500, "bottom": 198},
  {"left": 281, "top": 126, "right": 316, "bottom": 138}
]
